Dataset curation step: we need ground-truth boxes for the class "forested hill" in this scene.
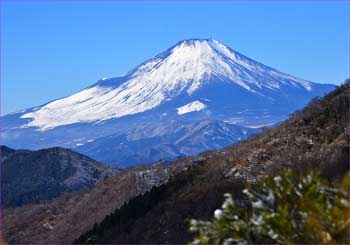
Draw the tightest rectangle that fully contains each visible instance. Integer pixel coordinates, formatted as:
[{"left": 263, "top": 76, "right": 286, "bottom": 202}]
[
  {"left": 1, "top": 147, "right": 118, "bottom": 208},
  {"left": 76, "top": 81, "right": 349, "bottom": 244}
]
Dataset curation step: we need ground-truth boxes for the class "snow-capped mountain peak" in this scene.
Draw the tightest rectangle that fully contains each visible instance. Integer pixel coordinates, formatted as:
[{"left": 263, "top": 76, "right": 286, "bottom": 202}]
[
  {"left": 3, "top": 38, "right": 335, "bottom": 167},
  {"left": 128, "top": 38, "right": 253, "bottom": 94},
  {"left": 20, "top": 39, "right": 318, "bottom": 131},
  {"left": 127, "top": 38, "right": 312, "bottom": 93}
]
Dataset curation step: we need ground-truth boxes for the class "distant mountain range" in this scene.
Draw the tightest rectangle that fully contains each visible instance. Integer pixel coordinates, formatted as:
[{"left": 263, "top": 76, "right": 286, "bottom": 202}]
[
  {"left": 1, "top": 146, "right": 118, "bottom": 208},
  {"left": 1, "top": 39, "right": 335, "bottom": 167}
]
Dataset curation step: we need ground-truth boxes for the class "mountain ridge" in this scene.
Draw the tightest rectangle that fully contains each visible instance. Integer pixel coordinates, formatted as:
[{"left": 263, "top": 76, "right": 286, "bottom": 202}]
[{"left": 1, "top": 146, "right": 119, "bottom": 208}]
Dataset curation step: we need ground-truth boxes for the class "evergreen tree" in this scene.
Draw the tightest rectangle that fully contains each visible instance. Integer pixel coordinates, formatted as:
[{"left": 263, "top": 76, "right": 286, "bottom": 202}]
[{"left": 189, "top": 170, "right": 350, "bottom": 244}]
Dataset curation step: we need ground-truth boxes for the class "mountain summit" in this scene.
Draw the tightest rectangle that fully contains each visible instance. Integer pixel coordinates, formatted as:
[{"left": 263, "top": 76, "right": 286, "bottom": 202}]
[
  {"left": 22, "top": 39, "right": 313, "bottom": 130},
  {"left": 2, "top": 39, "right": 335, "bottom": 166}
]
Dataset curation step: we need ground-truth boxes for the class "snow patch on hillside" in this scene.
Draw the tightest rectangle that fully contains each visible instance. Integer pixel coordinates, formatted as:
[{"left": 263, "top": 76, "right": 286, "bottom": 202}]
[{"left": 177, "top": 101, "right": 206, "bottom": 115}]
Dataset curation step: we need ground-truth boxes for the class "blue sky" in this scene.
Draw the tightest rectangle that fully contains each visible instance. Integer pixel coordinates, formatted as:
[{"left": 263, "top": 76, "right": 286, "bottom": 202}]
[{"left": 1, "top": 1, "right": 349, "bottom": 115}]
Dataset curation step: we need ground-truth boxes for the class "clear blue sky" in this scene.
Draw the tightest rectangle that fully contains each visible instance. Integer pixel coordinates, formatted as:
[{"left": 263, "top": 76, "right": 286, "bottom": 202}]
[{"left": 1, "top": 1, "right": 349, "bottom": 115}]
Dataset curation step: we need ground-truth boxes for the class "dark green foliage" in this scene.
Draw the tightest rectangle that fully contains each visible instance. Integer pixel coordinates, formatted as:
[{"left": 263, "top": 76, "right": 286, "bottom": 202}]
[
  {"left": 75, "top": 165, "right": 205, "bottom": 243},
  {"left": 74, "top": 161, "right": 246, "bottom": 244},
  {"left": 189, "top": 170, "right": 350, "bottom": 244}
]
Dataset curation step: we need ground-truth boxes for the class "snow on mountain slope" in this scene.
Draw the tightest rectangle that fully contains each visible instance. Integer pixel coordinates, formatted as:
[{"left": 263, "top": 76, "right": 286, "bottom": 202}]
[
  {"left": 177, "top": 101, "right": 206, "bottom": 115},
  {"left": 2, "top": 38, "right": 336, "bottom": 167},
  {"left": 20, "top": 38, "right": 315, "bottom": 131}
]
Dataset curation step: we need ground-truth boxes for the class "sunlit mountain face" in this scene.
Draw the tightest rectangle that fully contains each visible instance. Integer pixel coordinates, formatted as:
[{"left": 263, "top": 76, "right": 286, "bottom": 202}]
[{"left": 2, "top": 39, "right": 335, "bottom": 167}]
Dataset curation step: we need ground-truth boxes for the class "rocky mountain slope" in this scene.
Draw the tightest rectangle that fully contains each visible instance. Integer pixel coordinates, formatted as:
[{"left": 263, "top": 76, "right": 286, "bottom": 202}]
[
  {"left": 1, "top": 146, "right": 118, "bottom": 208},
  {"left": 1, "top": 39, "right": 334, "bottom": 167},
  {"left": 77, "top": 120, "right": 260, "bottom": 167},
  {"left": 75, "top": 81, "right": 349, "bottom": 244},
  {"left": 2, "top": 81, "right": 347, "bottom": 244}
]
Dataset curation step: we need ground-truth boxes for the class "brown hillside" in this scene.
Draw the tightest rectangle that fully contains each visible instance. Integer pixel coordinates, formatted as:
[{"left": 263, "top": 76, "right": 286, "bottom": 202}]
[{"left": 76, "top": 81, "right": 349, "bottom": 244}]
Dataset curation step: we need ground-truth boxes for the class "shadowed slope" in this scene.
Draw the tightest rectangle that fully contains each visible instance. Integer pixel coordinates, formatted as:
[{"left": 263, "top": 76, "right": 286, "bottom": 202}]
[{"left": 1, "top": 147, "right": 118, "bottom": 208}]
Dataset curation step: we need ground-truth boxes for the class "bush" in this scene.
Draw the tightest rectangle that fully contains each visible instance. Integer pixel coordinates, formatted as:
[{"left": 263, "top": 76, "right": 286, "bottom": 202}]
[{"left": 189, "top": 170, "right": 350, "bottom": 244}]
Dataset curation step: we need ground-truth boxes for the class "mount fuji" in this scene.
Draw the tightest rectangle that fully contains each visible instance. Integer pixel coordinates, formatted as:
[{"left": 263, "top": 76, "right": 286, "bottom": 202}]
[{"left": 2, "top": 39, "right": 335, "bottom": 167}]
